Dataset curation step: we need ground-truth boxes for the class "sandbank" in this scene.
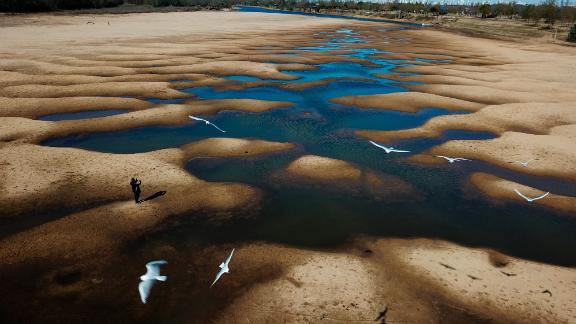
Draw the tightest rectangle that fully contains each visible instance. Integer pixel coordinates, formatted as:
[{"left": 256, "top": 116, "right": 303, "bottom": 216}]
[
  {"left": 332, "top": 92, "right": 483, "bottom": 113},
  {"left": 470, "top": 172, "right": 576, "bottom": 214}
]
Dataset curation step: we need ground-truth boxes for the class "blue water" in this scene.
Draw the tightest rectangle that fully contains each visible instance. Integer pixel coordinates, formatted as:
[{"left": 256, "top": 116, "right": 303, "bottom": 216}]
[
  {"left": 41, "top": 25, "right": 576, "bottom": 266},
  {"left": 224, "top": 61, "right": 402, "bottom": 83},
  {"left": 146, "top": 98, "right": 187, "bottom": 104},
  {"left": 38, "top": 109, "right": 128, "bottom": 121}
]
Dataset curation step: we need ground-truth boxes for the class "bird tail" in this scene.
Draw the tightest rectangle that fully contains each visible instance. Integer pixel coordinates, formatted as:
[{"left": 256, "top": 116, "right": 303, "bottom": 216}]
[{"left": 155, "top": 275, "right": 167, "bottom": 281}]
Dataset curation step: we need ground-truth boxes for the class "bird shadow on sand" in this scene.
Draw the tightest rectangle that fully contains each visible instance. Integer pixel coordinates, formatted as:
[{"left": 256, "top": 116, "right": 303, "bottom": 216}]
[{"left": 143, "top": 191, "right": 167, "bottom": 202}]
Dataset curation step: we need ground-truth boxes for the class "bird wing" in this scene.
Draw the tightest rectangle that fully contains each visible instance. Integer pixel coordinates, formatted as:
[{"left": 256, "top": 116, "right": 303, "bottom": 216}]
[
  {"left": 211, "top": 269, "right": 225, "bottom": 287},
  {"left": 533, "top": 192, "right": 550, "bottom": 201},
  {"left": 225, "top": 248, "right": 235, "bottom": 265},
  {"left": 391, "top": 149, "right": 410, "bottom": 153},
  {"left": 208, "top": 122, "right": 226, "bottom": 133},
  {"left": 368, "top": 140, "right": 386, "bottom": 150},
  {"left": 454, "top": 158, "right": 470, "bottom": 161},
  {"left": 139, "top": 280, "right": 154, "bottom": 304},
  {"left": 145, "top": 260, "right": 167, "bottom": 276},
  {"left": 513, "top": 189, "right": 531, "bottom": 201},
  {"left": 189, "top": 115, "right": 207, "bottom": 123},
  {"left": 435, "top": 155, "right": 449, "bottom": 160}
]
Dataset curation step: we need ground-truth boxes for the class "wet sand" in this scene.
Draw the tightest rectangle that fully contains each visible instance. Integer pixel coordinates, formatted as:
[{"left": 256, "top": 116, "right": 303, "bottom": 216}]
[{"left": 1, "top": 9, "right": 576, "bottom": 324}]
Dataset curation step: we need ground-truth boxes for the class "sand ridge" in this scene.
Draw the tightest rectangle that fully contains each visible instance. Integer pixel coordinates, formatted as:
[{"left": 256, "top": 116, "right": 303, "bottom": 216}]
[
  {"left": 470, "top": 172, "right": 576, "bottom": 214},
  {"left": 391, "top": 238, "right": 576, "bottom": 323},
  {"left": 283, "top": 154, "right": 418, "bottom": 201}
]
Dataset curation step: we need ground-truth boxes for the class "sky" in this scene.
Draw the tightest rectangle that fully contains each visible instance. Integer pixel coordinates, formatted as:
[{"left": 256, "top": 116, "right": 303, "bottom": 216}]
[{"left": 363, "top": 0, "right": 569, "bottom": 5}]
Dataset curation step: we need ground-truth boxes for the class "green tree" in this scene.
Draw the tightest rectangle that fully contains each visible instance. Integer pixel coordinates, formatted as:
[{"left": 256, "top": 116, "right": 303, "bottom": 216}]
[
  {"left": 568, "top": 24, "right": 576, "bottom": 42},
  {"left": 540, "top": 0, "right": 558, "bottom": 26},
  {"left": 479, "top": 3, "right": 492, "bottom": 18}
]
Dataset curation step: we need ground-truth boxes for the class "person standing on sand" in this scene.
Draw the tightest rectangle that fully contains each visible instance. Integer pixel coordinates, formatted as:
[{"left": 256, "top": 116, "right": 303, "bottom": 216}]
[{"left": 130, "top": 178, "right": 142, "bottom": 204}]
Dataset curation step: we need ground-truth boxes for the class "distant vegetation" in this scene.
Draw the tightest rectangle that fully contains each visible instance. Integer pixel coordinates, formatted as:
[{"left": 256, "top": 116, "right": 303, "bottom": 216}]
[
  {"left": 241, "top": 0, "right": 576, "bottom": 27},
  {"left": 569, "top": 24, "right": 576, "bottom": 41},
  {"left": 0, "top": 0, "right": 124, "bottom": 12},
  {"left": 0, "top": 0, "right": 236, "bottom": 12},
  {"left": 1, "top": 0, "right": 576, "bottom": 34}
]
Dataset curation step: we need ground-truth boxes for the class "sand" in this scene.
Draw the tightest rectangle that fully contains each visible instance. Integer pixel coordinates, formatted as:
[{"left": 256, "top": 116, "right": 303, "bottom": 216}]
[
  {"left": 425, "top": 132, "right": 576, "bottom": 181},
  {"left": 470, "top": 172, "right": 576, "bottom": 214},
  {"left": 391, "top": 238, "right": 576, "bottom": 323},
  {"left": 0, "top": 137, "right": 296, "bottom": 264},
  {"left": 331, "top": 91, "right": 483, "bottom": 113},
  {"left": 215, "top": 242, "right": 440, "bottom": 323},
  {"left": 286, "top": 155, "right": 362, "bottom": 181},
  {"left": 216, "top": 237, "right": 576, "bottom": 323},
  {"left": 181, "top": 138, "right": 295, "bottom": 159},
  {"left": 283, "top": 155, "right": 418, "bottom": 201}
]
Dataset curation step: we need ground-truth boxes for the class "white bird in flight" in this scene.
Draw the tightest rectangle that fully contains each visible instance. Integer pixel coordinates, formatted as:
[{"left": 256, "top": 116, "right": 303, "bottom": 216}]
[
  {"left": 139, "top": 260, "right": 168, "bottom": 304},
  {"left": 211, "top": 248, "right": 235, "bottom": 287},
  {"left": 189, "top": 115, "right": 226, "bottom": 133},
  {"left": 515, "top": 159, "right": 533, "bottom": 167},
  {"left": 435, "top": 155, "right": 471, "bottom": 163},
  {"left": 513, "top": 189, "right": 550, "bottom": 202},
  {"left": 369, "top": 140, "right": 410, "bottom": 154}
]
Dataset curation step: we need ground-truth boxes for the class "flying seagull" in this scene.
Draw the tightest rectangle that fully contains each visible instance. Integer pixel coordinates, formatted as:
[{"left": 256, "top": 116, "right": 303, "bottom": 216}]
[
  {"left": 515, "top": 159, "right": 533, "bottom": 167},
  {"left": 513, "top": 189, "right": 550, "bottom": 202},
  {"left": 369, "top": 140, "right": 410, "bottom": 154},
  {"left": 211, "top": 248, "right": 235, "bottom": 287},
  {"left": 189, "top": 115, "right": 226, "bottom": 133},
  {"left": 139, "top": 260, "right": 168, "bottom": 304},
  {"left": 435, "top": 155, "right": 471, "bottom": 163}
]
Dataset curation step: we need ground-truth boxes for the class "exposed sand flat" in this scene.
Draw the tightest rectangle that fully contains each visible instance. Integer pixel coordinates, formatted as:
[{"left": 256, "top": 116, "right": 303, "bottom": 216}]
[
  {"left": 392, "top": 238, "right": 576, "bottom": 323},
  {"left": 0, "top": 12, "right": 358, "bottom": 54},
  {"left": 216, "top": 244, "right": 384, "bottom": 323},
  {"left": 286, "top": 155, "right": 362, "bottom": 181},
  {"left": 0, "top": 81, "right": 190, "bottom": 99},
  {"left": 406, "top": 84, "right": 576, "bottom": 105},
  {"left": 371, "top": 52, "right": 454, "bottom": 61},
  {"left": 185, "top": 76, "right": 377, "bottom": 93},
  {"left": 0, "top": 58, "right": 137, "bottom": 77},
  {"left": 0, "top": 70, "right": 210, "bottom": 87},
  {"left": 215, "top": 241, "right": 464, "bottom": 324},
  {"left": 0, "top": 138, "right": 293, "bottom": 219},
  {"left": 0, "top": 137, "right": 296, "bottom": 263},
  {"left": 359, "top": 102, "right": 576, "bottom": 143},
  {"left": 284, "top": 155, "right": 417, "bottom": 201},
  {"left": 470, "top": 173, "right": 576, "bottom": 214},
  {"left": 137, "top": 61, "right": 301, "bottom": 80},
  {"left": 425, "top": 132, "right": 576, "bottom": 181},
  {"left": 331, "top": 92, "right": 483, "bottom": 113},
  {"left": 181, "top": 138, "right": 295, "bottom": 159},
  {"left": 0, "top": 96, "right": 153, "bottom": 118}
]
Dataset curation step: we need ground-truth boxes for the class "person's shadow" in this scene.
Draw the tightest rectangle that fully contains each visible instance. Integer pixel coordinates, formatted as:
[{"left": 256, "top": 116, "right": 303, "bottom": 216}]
[{"left": 143, "top": 191, "right": 167, "bottom": 202}]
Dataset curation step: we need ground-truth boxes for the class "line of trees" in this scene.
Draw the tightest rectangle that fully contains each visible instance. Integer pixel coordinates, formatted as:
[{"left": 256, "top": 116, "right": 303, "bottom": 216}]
[
  {"left": 0, "top": 0, "right": 237, "bottom": 12},
  {"left": 0, "top": 0, "right": 124, "bottom": 12},
  {"left": 241, "top": 0, "right": 576, "bottom": 25}
]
